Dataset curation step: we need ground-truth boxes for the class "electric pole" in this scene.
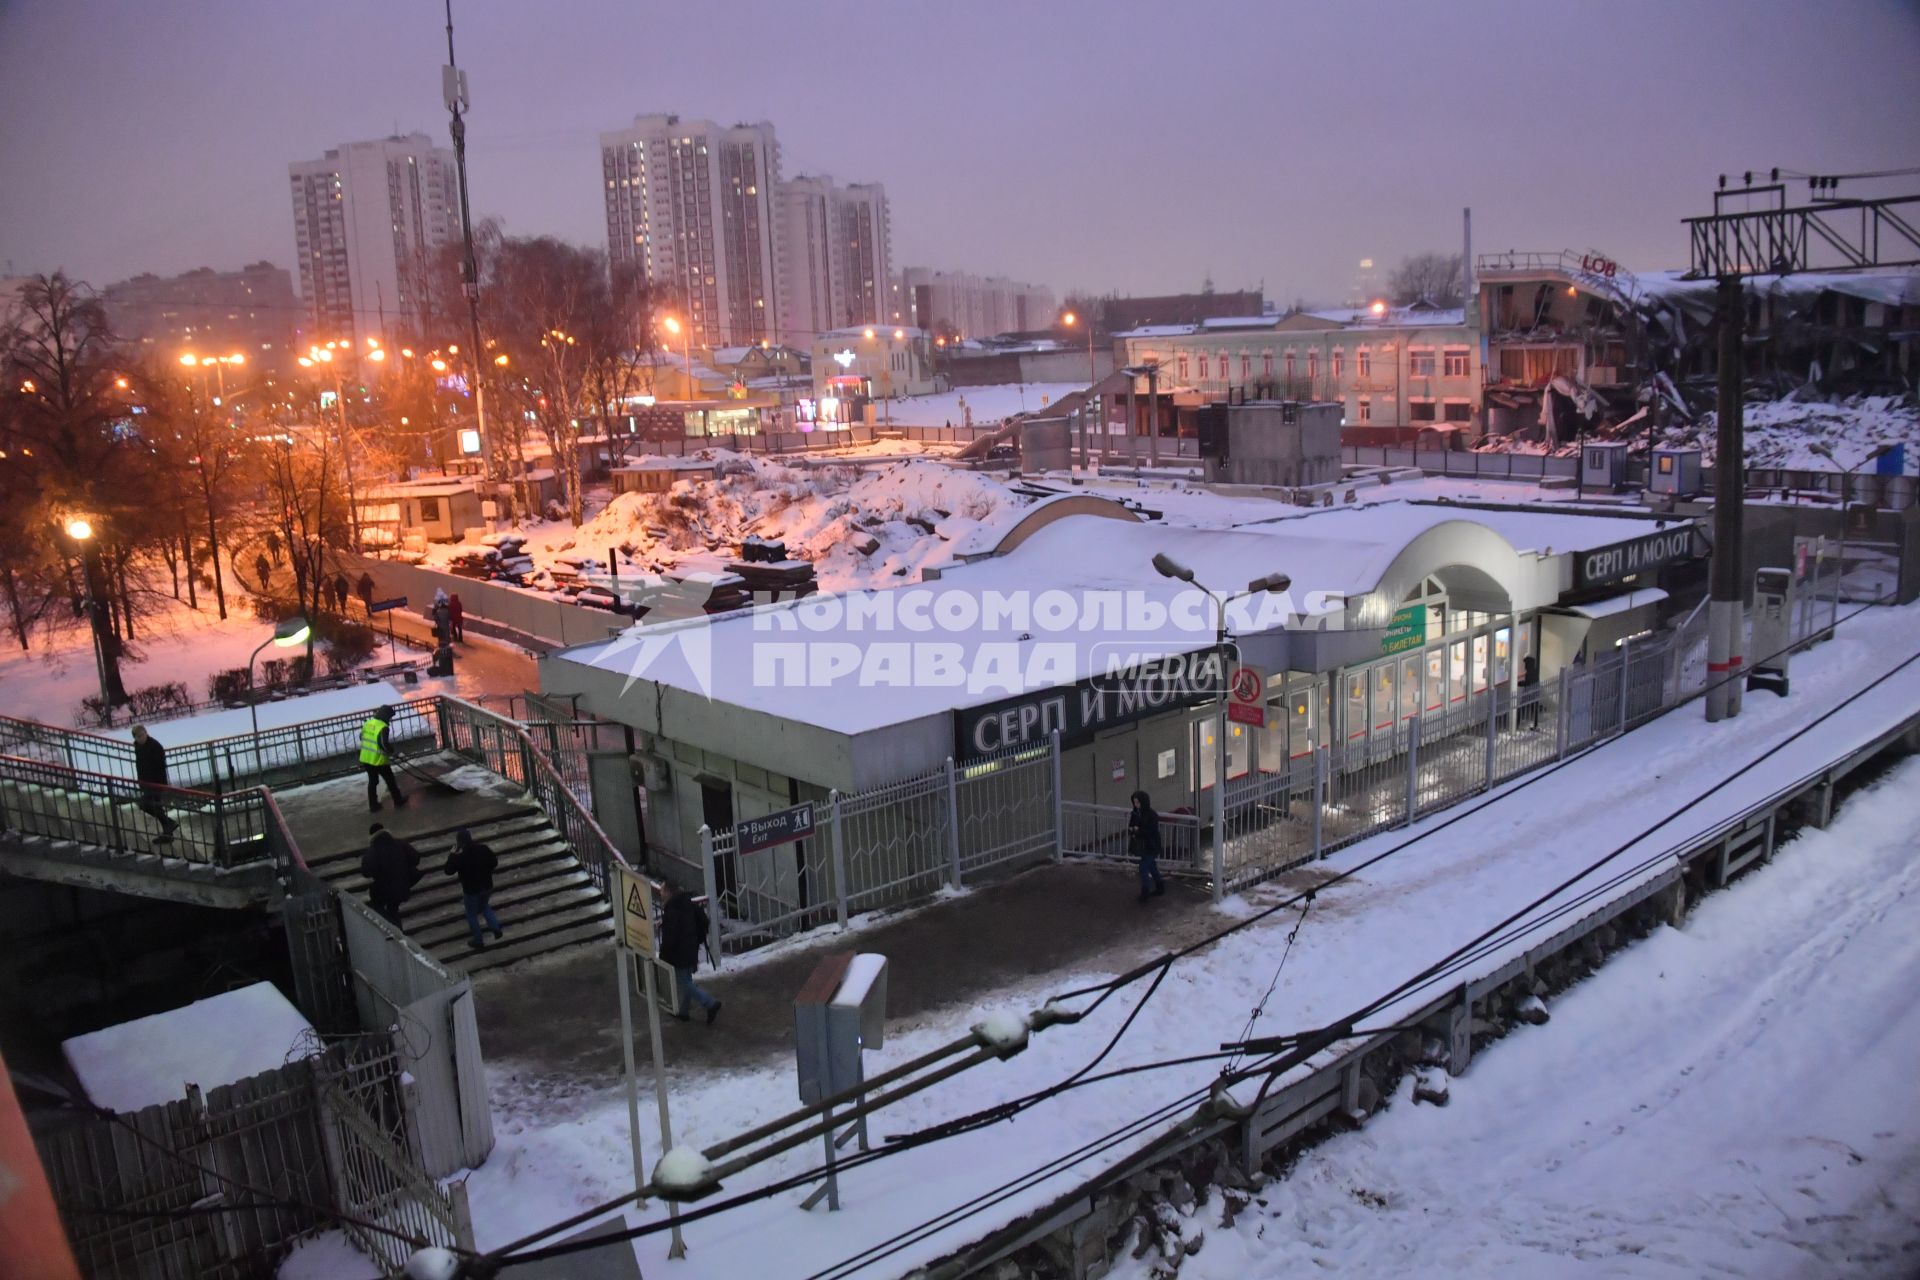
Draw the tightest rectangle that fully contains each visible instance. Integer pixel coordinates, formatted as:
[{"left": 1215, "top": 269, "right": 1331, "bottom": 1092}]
[
  {"left": 443, "top": 0, "right": 494, "bottom": 483},
  {"left": 1704, "top": 274, "right": 1744, "bottom": 721}
]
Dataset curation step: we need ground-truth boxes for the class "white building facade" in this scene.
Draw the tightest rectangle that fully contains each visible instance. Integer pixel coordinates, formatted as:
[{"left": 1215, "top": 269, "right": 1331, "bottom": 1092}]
[
  {"left": 599, "top": 114, "right": 782, "bottom": 348},
  {"left": 899, "top": 268, "right": 1055, "bottom": 340},
  {"left": 775, "top": 175, "right": 892, "bottom": 342},
  {"left": 1117, "top": 305, "right": 1483, "bottom": 436},
  {"left": 288, "top": 133, "right": 459, "bottom": 346}
]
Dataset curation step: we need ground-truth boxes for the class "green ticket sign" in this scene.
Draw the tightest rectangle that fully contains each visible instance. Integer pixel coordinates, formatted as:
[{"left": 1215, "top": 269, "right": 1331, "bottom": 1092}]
[{"left": 1382, "top": 603, "right": 1427, "bottom": 655}]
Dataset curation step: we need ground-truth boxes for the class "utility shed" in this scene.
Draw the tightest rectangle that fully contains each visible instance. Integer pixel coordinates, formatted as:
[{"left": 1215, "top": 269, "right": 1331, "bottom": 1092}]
[
  {"left": 62, "top": 983, "right": 319, "bottom": 1112},
  {"left": 1201, "top": 401, "right": 1343, "bottom": 487}
]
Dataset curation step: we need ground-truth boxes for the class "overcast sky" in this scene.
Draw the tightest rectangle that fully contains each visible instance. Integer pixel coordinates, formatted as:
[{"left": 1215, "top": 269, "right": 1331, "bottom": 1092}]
[{"left": 2, "top": 0, "right": 1916, "bottom": 306}]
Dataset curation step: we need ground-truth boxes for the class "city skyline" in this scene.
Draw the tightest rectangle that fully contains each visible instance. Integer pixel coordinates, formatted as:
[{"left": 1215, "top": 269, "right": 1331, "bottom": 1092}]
[{"left": 1, "top": 0, "right": 1917, "bottom": 307}]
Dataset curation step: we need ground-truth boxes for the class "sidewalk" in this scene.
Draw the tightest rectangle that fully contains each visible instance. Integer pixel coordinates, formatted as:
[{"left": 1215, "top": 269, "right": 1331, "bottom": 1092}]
[{"left": 471, "top": 859, "right": 1322, "bottom": 1093}]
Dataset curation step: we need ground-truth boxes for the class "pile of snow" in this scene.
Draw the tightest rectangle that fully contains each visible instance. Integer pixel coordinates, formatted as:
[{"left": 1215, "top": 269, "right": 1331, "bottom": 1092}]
[
  {"left": 63, "top": 983, "right": 317, "bottom": 1112},
  {"left": 1681, "top": 393, "right": 1919, "bottom": 475},
  {"left": 505, "top": 455, "right": 1033, "bottom": 593},
  {"left": 654, "top": 1145, "right": 714, "bottom": 1195},
  {"left": 973, "top": 1010, "right": 1031, "bottom": 1055}
]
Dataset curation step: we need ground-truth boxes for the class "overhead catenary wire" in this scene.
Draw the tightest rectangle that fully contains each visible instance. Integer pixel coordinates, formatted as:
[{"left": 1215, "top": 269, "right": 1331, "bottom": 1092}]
[{"left": 470, "top": 594, "right": 1894, "bottom": 1276}]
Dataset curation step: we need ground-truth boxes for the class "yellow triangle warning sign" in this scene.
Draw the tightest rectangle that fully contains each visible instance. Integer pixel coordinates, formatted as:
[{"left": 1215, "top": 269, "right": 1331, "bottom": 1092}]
[{"left": 625, "top": 882, "right": 648, "bottom": 917}]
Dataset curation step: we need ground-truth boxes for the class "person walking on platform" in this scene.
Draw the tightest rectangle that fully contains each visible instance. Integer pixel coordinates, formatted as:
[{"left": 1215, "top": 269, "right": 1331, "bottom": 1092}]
[
  {"left": 659, "top": 882, "right": 722, "bottom": 1024},
  {"left": 361, "top": 823, "right": 423, "bottom": 929},
  {"left": 129, "top": 725, "right": 181, "bottom": 842},
  {"left": 444, "top": 827, "right": 505, "bottom": 950},
  {"left": 448, "top": 593, "right": 465, "bottom": 642},
  {"left": 1129, "top": 789, "right": 1166, "bottom": 902},
  {"left": 359, "top": 704, "right": 407, "bottom": 812}
]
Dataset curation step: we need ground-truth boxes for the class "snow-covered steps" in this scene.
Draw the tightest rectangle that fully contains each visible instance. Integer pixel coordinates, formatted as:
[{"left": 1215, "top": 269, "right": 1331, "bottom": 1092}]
[{"left": 303, "top": 807, "right": 613, "bottom": 973}]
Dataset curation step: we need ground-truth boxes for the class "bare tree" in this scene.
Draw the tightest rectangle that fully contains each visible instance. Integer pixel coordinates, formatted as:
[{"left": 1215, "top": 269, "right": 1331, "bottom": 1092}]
[
  {"left": 0, "top": 274, "right": 179, "bottom": 700},
  {"left": 1388, "top": 252, "right": 1466, "bottom": 308}
]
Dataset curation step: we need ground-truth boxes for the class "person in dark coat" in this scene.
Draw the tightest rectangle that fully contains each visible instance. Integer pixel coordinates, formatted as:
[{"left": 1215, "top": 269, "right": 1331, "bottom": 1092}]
[
  {"left": 129, "top": 725, "right": 181, "bottom": 841},
  {"left": 334, "top": 572, "right": 351, "bottom": 614},
  {"left": 430, "top": 589, "right": 452, "bottom": 645},
  {"left": 1128, "top": 789, "right": 1166, "bottom": 901},
  {"left": 357, "top": 572, "right": 376, "bottom": 610},
  {"left": 254, "top": 553, "right": 272, "bottom": 592},
  {"left": 360, "top": 823, "right": 424, "bottom": 929},
  {"left": 1518, "top": 654, "right": 1541, "bottom": 730},
  {"left": 448, "top": 593, "right": 465, "bottom": 642},
  {"left": 444, "top": 827, "right": 504, "bottom": 950},
  {"left": 659, "top": 882, "right": 721, "bottom": 1024}
]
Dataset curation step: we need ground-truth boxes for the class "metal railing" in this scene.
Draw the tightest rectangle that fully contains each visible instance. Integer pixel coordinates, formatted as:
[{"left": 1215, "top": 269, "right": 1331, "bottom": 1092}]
[
  {"left": 0, "top": 754, "right": 272, "bottom": 869},
  {"left": 1061, "top": 800, "right": 1204, "bottom": 874},
  {"left": 435, "top": 697, "right": 631, "bottom": 897}
]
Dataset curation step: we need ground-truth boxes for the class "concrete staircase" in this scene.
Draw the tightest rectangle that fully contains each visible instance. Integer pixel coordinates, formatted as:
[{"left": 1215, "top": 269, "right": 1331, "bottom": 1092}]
[{"left": 306, "top": 806, "right": 613, "bottom": 974}]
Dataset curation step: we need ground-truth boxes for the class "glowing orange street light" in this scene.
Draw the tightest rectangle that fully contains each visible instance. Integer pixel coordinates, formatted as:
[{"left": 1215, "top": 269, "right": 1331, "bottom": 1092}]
[
  {"left": 493, "top": 354, "right": 509, "bottom": 366},
  {"left": 1370, "top": 300, "right": 1387, "bottom": 316},
  {"left": 431, "top": 359, "right": 448, "bottom": 373}
]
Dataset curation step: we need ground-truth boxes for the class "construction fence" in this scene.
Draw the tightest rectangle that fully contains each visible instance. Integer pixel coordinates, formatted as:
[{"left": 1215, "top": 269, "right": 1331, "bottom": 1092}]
[{"left": 32, "top": 1034, "right": 470, "bottom": 1280}]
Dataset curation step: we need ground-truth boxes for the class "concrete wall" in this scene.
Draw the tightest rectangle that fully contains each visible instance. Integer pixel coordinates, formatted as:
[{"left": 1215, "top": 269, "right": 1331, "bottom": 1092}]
[
  {"left": 1214, "top": 402, "right": 1342, "bottom": 487},
  {"left": 331, "top": 550, "right": 624, "bottom": 650}
]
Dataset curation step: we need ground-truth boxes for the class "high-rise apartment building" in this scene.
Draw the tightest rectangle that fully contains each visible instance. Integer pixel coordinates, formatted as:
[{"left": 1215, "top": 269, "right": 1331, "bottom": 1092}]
[
  {"left": 898, "top": 268, "right": 1056, "bottom": 339},
  {"left": 775, "top": 175, "right": 892, "bottom": 341},
  {"left": 104, "top": 262, "right": 297, "bottom": 373},
  {"left": 288, "top": 133, "right": 459, "bottom": 346},
  {"left": 600, "top": 114, "right": 782, "bottom": 348}
]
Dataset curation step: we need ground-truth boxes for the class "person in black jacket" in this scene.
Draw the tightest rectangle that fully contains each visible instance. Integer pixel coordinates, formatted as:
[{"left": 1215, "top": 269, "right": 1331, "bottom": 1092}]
[
  {"left": 360, "top": 823, "right": 424, "bottom": 929},
  {"left": 658, "top": 882, "right": 721, "bottom": 1024},
  {"left": 444, "top": 827, "right": 504, "bottom": 950},
  {"left": 129, "top": 725, "right": 181, "bottom": 841},
  {"left": 1128, "top": 789, "right": 1166, "bottom": 902}
]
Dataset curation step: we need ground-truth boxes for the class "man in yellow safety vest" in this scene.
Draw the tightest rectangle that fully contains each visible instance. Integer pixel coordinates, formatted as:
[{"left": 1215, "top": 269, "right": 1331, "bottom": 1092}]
[{"left": 359, "top": 705, "right": 408, "bottom": 814}]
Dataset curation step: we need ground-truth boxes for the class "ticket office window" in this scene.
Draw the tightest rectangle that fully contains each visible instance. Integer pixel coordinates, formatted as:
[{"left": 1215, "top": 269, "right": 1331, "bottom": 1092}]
[
  {"left": 1425, "top": 647, "right": 1445, "bottom": 712},
  {"left": 1449, "top": 641, "right": 1469, "bottom": 703},
  {"left": 1400, "top": 654, "right": 1421, "bottom": 721},
  {"left": 1286, "top": 678, "right": 1319, "bottom": 759},
  {"left": 1472, "top": 635, "right": 1490, "bottom": 693},
  {"left": 1345, "top": 672, "right": 1367, "bottom": 740},
  {"left": 1373, "top": 665, "right": 1397, "bottom": 731}
]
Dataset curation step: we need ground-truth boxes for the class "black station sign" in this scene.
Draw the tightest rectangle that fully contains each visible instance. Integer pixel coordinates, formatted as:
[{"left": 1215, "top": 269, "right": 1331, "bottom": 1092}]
[
  {"left": 1573, "top": 525, "right": 1699, "bottom": 590},
  {"left": 954, "top": 648, "right": 1230, "bottom": 762}
]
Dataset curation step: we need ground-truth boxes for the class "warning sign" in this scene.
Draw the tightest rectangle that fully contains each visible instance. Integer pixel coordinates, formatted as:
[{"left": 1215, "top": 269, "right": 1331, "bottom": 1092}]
[
  {"left": 1226, "top": 663, "right": 1267, "bottom": 728},
  {"left": 612, "top": 865, "right": 656, "bottom": 957}
]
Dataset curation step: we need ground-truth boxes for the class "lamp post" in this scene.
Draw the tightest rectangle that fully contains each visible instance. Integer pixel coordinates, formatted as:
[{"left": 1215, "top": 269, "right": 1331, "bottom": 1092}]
[
  {"left": 180, "top": 352, "right": 246, "bottom": 406},
  {"left": 247, "top": 616, "right": 312, "bottom": 769},
  {"left": 1152, "top": 553, "right": 1291, "bottom": 902},
  {"left": 663, "top": 316, "right": 691, "bottom": 399},
  {"left": 298, "top": 342, "right": 363, "bottom": 549},
  {"left": 65, "top": 517, "right": 114, "bottom": 708},
  {"left": 1062, "top": 310, "right": 1096, "bottom": 386}
]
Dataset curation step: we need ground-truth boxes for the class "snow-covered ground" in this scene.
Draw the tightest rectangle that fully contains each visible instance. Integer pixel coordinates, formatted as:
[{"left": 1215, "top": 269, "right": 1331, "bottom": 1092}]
[
  {"left": 284, "top": 601, "right": 1920, "bottom": 1280},
  {"left": 0, "top": 596, "right": 311, "bottom": 728},
  {"left": 1109, "top": 754, "right": 1920, "bottom": 1280}
]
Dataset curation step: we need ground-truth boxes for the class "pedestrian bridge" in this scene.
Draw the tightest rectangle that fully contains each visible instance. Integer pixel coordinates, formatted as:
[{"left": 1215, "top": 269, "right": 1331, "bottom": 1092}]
[{"left": 0, "top": 697, "right": 625, "bottom": 970}]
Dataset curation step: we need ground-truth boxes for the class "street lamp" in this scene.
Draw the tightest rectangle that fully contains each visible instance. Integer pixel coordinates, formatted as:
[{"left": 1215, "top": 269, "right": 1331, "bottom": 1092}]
[
  {"left": 1062, "top": 310, "right": 1096, "bottom": 387},
  {"left": 246, "top": 615, "right": 312, "bottom": 762},
  {"left": 1152, "top": 553, "right": 1292, "bottom": 901},
  {"left": 662, "top": 316, "right": 691, "bottom": 396},
  {"left": 64, "top": 517, "right": 115, "bottom": 708},
  {"left": 299, "top": 344, "right": 361, "bottom": 548}
]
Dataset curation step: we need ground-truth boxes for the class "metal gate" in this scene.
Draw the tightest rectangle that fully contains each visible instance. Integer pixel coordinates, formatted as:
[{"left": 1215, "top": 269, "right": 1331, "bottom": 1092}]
[{"left": 314, "top": 1037, "right": 469, "bottom": 1275}]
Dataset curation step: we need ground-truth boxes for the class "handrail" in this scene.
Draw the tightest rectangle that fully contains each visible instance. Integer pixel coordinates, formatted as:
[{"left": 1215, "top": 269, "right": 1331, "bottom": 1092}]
[{"left": 0, "top": 752, "right": 271, "bottom": 871}]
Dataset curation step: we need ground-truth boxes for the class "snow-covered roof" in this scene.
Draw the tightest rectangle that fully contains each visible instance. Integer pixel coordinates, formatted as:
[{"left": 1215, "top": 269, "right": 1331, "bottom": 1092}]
[
  {"left": 612, "top": 456, "right": 718, "bottom": 472},
  {"left": 1636, "top": 266, "right": 1920, "bottom": 313},
  {"left": 63, "top": 983, "right": 318, "bottom": 1112},
  {"left": 1199, "top": 315, "right": 1280, "bottom": 330},
  {"left": 556, "top": 502, "right": 1682, "bottom": 736},
  {"left": 818, "top": 324, "right": 927, "bottom": 342},
  {"left": 1559, "top": 586, "right": 1669, "bottom": 620},
  {"left": 366, "top": 476, "right": 477, "bottom": 499},
  {"left": 1303, "top": 306, "right": 1469, "bottom": 328}
]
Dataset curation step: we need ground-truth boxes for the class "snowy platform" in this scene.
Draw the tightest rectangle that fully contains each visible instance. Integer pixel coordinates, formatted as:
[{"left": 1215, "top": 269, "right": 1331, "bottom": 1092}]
[{"left": 63, "top": 982, "right": 317, "bottom": 1113}]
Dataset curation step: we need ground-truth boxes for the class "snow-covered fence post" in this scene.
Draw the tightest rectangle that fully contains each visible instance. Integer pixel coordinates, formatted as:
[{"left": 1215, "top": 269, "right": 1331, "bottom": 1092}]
[
  {"left": 1403, "top": 713, "right": 1421, "bottom": 826},
  {"left": 1049, "top": 729, "right": 1064, "bottom": 861},
  {"left": 1483, "top": 685, "right": 1498, "bottom": 789},
  {"left": 944, "top": 757, "right": 963, "bottom": 889},
  {"left": 699, "top": 824, "right": 723, "bottom": 968},
  {"left": 1617, "top": 637, "right": 1633, "bottom": 735},
  {"left": 1311, "top": 746, "right": 1325, "bottom": 858},
  {"left": 1555, "top": 668, "right": 1570, "bottom": 758},
  {"left": 829, "top": 791, "right": 849, "bottom": 931}
]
